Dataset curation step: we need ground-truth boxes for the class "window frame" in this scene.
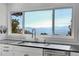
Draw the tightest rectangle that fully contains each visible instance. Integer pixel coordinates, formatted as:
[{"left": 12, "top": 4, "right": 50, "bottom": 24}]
[
  {"left": 10, "top": 7, "right": 73, "bottom": 39},
  {"left": 24, "top": 9, "right": 53, "bottom": 35},
  {"left": 10, "top": 12, "right": 24, "bottom": 34},
  {"left": 53, "top": 8, "right": 73, "bottom": 36}
]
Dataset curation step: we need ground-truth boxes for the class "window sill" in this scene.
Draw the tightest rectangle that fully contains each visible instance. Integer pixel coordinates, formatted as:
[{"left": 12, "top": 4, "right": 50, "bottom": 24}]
[{"left": 38, "top": 35, "right": 74, "bottom": 40}]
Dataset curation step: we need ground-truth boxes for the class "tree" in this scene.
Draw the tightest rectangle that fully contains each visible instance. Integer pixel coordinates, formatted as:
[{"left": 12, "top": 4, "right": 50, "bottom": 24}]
[
  {"left": 11, "top": 19, "right": 19, "bottom": 33},
  {"left": 67, "top": 20, "right": 72, "bottom": 36}
]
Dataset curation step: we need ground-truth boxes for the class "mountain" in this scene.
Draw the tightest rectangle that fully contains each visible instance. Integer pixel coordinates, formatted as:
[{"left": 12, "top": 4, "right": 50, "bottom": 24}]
[{"left": 24, "top": 26, "right": 70, "bottom": 35}]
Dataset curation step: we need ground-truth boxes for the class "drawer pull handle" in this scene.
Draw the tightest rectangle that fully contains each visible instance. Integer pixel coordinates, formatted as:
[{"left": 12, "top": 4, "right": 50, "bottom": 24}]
[
  {"left": 3, "top": 50, "right": 9, "bottom": 52},
  {"left": 3, "top": 47, "right": 9, "bottom": 48},
  {"left": 24, "top": 54, "right": 29, "bottom": 56}
]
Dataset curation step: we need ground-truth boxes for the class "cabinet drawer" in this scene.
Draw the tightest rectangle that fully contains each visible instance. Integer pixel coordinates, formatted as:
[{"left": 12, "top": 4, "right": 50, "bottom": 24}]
[
  {"left": 2, "top": 52, "right": 14, "bottom": 56},
  {"left": 13, "top": 46, "right": 29, "bottom": 52},
  {"left": 0, "top": 50, "right": 2, "bottom": 56},
  {"left": 2, "top": 49, "right": 14, "bottom": 56},
  {"left": 44, "top": 50, "right": 66, "bottom": 54},
  {"left": 13, "top": 46, "right": 43, "bottom": 56},
  {"left": 14, "top": 51, "right": 29, "bottom": 56},
  {"left": 44, "top": 49, "right": 67, "bottom": 56},
  {"left": 70, "top": 52, "right": 79, "bottom": 56},
  {"left": 1, "top": 44, "right": 13, "bottom": 50},
  {"left": 0, "top": 44, "right": 14, "bottom": 56}
]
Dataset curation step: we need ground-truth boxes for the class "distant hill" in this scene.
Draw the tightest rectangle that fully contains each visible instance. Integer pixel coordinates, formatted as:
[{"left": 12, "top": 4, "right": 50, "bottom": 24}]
[{"left": 24, "top": 26, "right": 70, "bottom": 35}]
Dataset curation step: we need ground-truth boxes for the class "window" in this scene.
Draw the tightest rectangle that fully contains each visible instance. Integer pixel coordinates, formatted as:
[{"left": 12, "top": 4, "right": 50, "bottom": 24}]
[
  {"left": 54, "top": 8, "right": 72, "bottom": 36},
  {"left": 24, "top": 10, "right": 52, "bottom": 35},
  {"left": 11, "top": 12, "right": 23, "bottom": 34},
  {"left": 11, "top": 8, "right": 72, "bottom": 36}
]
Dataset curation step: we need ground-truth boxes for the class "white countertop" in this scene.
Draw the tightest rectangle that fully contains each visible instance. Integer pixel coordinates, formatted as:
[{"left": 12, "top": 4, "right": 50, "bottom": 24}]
[
  {"left": 0, "top": 39, "right": 79, "bottom": 52},
  {"left": 19, "top": 42, "right": 71, "bottom": 50}
]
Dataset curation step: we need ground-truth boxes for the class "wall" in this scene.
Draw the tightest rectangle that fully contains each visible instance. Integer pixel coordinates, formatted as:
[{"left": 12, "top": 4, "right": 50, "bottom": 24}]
[
  {"left": 0, "top": 4, "right": 8, "bottom": 40},
  {"left": 0, "top": 4, "right": 7, "bottom": 26},
  {"left": 7, "top": 3, "right": 79, "bottom": 45}
]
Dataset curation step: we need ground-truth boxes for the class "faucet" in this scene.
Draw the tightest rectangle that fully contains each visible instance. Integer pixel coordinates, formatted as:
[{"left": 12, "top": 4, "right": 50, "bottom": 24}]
[{"left": 32, "top": 28, "right": 37, "bottom": 41}]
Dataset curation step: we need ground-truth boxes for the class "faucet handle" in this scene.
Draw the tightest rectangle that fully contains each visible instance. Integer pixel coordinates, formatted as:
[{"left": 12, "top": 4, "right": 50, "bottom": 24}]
[
  {"left": 44, "top": 39, "right": 46, "bottom": 42},
  {"left": 34, "top": 37, "right": 38, "bottom": 42},
  {"left": 32, "top": 28, "right": 36, "bottom": 38}
]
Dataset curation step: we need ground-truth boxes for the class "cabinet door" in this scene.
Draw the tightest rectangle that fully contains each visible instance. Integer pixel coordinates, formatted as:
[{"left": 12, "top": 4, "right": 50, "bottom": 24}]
[
  {"left": 13, "top": 46, "right": 29, "bottom": 56},
  {"left": 44, "top": 49, "right": 67, "bottom": 56},
  {"left": 13, "top": 46, "right": 43, "bottom": 56},
  {"left": 1, "top": 44, "right": 14, "bottom": 56},
  {"left": 0, "top": 47, "right": 2, "bottom": 56},
  {"left": 0, "top": 44, "right": 2, "bottom": 56},
  {"left": 1, "top": 44, "right": 13, "bottom": 50},
  {"left": 70, "top": 52, "right": 79, "bottom": 56},
  {"left": 14, "top": 51, "right": 29, "bottom": 56},
  {"left": 28, "top": 48, "right": 43, "bottom": 56},
  {"left": 2, "top": 51, "right": 14, "bottom": 56}
]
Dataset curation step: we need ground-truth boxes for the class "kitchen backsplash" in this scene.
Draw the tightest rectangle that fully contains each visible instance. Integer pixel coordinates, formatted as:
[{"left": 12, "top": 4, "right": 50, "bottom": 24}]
[
  {"left": 0, "top": 25, "right": 7, "bottom": 34},
  {"left": 0, "top": 34, "right": 7, "bottom": 40}
]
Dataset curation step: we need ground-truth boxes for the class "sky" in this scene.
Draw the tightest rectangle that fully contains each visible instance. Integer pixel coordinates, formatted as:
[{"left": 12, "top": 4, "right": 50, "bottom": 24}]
[
  {"left": 55, "top": 8, "right": 72, "bottom": 27},
  {"left": 24, "top": 8, "right": 72, "bottom": 28},
  {"left": 24, "top": 10, "right": 52, "bottom": 28}
]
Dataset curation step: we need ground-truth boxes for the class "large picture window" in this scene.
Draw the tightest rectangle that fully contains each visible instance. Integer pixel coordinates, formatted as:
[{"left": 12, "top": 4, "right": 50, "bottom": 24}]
[{"left": 11, "top": 8, "right": 72, "bottom": 36}]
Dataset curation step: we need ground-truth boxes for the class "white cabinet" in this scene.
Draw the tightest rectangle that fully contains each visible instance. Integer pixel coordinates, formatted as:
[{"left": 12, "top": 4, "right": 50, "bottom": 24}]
[
  {"left": 0, "top": 44, "right": 43, "bottom": 56},
  {"left": 13, "top": 46, "right": 43, "bottom": 56},
  {"left": 28, "top": 48, "right": 43, "bottom": 56},
  {"left": 14, "top": 51, "right": 29, "bottom": 56},
  {"left": 0, "top": 44, "right": 14, "bottom": 56},
  {"left": 13, "top": 46, "right": 30, "bottom": 56},
  {"left": 1, "top": 51, "right": 14, "bottom": 56},
  {"left": 70, "top": 52, "right": 79, "bottom": 56},
  {"left": 43, "top": 49, "right": 67, "bottom": 56},
  {"left": 0, "top": 45, "right": 2, "bottom": 56}
]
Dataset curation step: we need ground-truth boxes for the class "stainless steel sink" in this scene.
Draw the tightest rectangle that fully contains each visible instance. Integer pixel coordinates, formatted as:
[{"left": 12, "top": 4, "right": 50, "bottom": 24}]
[
  {"left": 18, "top": 41, "right": 71, "bottom": 50},
  {"left": 18, "top": 41, "right": 45, "bottom": 47},
  {"left": 1, "top": 39, "right": 77, "bottom": 52},
  {"left": 45, "top": 44, "right": 71, "bottom": 50}
]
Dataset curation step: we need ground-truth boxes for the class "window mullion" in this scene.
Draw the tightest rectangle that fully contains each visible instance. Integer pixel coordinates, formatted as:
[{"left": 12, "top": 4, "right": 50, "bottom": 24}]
[
  {"left": 22, "top": 12, "right": 25, "bottom": 34},
  {"left": 52, "top": 9, "right": 55, "bottom": 35}
]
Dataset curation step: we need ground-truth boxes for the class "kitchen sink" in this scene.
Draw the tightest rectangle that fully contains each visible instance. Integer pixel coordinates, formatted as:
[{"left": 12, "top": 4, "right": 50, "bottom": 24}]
[
  {"left": 18, "top": 41, "right": 71, "bottom": 50},
  {"left": 0, "top": 39, "right": 71, "bottom": 51},
  {"left": 45, "top": 44, "right": 71, "bottom": 50},
  {"left": 19, "top": 41, "right": 45, "bottom": 47}
]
